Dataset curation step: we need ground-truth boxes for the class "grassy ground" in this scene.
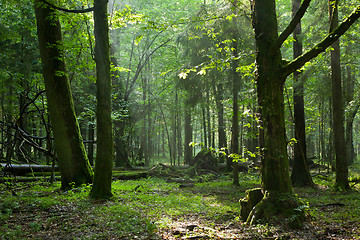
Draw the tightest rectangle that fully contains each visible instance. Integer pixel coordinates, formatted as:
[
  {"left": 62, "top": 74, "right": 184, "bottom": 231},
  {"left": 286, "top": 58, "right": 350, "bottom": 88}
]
[{"left": 0, "top": 165, "right": 360, "bottom": 239}]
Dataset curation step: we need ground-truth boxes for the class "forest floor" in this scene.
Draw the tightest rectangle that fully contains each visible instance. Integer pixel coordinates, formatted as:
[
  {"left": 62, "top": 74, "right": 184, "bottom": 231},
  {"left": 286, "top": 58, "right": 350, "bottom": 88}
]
[{"left": 1, "top": 164, "right": 360, "bottom": 239}]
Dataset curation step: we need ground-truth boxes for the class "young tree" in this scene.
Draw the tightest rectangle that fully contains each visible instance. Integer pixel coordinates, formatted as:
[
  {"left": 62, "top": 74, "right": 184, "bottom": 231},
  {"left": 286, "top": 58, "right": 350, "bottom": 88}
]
[
  {"left": 34, "top": 1, "right": 93, "bottom": 189},
  {"left": 246, "top": 0, "right": 360, "bottom": 224}
]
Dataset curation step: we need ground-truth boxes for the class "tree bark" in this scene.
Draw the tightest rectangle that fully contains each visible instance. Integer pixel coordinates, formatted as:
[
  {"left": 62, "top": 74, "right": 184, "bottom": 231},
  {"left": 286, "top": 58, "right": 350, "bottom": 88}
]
[
  {"left": 34, "top": 1, "right": 93, "bottom": 189},
  {"left": 214, "top": 83, "right": 227, "bottom": 150},
  {"left": 344, "top": 66, "right": 358, "bottom": 165},
  {"left": 328, "top": 0, "right": 349, "bottom": 190},
  {"left": 230, "top": 1, "right": 240, "bottom": 186},
  {"left": 213, "top": 82, "right": 228, "bottom": 169},
  {"left": 87, "top": 123, "right": 95, "bottom": 166},
  {"left": 184, "top": 103, "right": 193, "bottom": 165},
  {"left": 290, "top": 0, "right": 314, "bottom": 188},
  {"left": 91, "top": 0, "right": 114, "bottom": 199},
  {"left": 253, "top": 0, "right": 293, "bottom": 194}
]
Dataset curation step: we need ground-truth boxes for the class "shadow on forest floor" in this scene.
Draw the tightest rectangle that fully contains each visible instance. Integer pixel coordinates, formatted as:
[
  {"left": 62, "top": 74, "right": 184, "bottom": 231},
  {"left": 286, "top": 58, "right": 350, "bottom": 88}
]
[{"left": 0, "top": 166, "right": 360, "bottom": 239}]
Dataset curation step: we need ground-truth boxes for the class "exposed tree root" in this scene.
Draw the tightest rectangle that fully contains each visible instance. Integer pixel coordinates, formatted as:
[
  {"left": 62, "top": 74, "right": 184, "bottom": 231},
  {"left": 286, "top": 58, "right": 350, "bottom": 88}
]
[{"left": 241, "top": 189, "right": 307, "bottom": 228}]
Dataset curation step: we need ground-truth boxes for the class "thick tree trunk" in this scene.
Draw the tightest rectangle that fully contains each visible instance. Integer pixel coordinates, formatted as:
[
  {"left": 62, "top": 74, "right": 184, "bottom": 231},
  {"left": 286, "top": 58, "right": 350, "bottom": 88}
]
[
  {"left": 328, "top": 0, "right": 349, "bottom": 190},
  {"left": 243, "top": 0, "right": 305, "bottom": 226},
  {"left": 91, "top": 0, "right": 114, "bottom": 199},
  {"left": 290, "top": 0, "right": 314, "bottom": 187},
  {"left": 34, "top": 1, "right": 93, "bottom": 189},
  {"left": 245, "top": 0, "right": 360, "bottom": 225},
  {"left": 253, "top": 0, "right": 293, "bottom": 195}
]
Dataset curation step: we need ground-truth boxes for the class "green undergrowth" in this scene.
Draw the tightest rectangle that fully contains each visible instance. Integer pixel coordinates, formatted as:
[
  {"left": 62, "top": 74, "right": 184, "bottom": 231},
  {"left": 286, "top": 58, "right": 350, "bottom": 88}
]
[
  {"left": 1, "top": 169, "right": 360, "bottom": 239},
  {"left": 0, "top": 173, "right": 259, "bottom": 239}
]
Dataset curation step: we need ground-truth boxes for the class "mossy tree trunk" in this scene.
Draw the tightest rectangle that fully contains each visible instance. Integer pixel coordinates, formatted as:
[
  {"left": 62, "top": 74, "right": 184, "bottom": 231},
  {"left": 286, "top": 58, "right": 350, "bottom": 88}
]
[
  {"left": 34, "top": 1, "right": 93, "bottom": 189},
  {"left": 253, "top": 0, "right": 293, "bottom": 195},
  {"left": 90, "top": 0, "right": 114, "bottom": 199},
  {"left": 246, "top": 0, "right": 360, "bottom": 224}
]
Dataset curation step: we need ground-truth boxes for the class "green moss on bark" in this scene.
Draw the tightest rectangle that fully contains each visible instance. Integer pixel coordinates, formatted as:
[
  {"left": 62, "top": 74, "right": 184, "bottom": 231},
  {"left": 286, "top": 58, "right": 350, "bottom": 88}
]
[
  {"left": 34, "top": 1, "right": 93, "bottom": 189},
  {"left": 247, "top": 191, "right": 307, "bottom": 228}
]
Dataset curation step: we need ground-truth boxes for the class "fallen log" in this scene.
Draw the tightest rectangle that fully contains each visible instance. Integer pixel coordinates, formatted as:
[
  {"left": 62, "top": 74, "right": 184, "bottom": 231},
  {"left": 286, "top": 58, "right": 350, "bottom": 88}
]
[
  {"left": 0, "top": 176, "right": 61, "bottom": 183},
  {"left": 112, "top": 171, "right": 148, "bottom": 180},
  {"left": 1, "top": 163, "right": 58, "bottom": 175}
]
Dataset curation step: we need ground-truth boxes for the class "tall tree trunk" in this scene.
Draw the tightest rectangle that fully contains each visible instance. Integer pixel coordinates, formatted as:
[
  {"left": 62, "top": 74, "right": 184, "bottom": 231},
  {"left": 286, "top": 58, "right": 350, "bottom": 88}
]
[
  {"left": 176, "top": 91, "right": 183, "bottom": 165},
  {"left": 213, "top": 82, "right": 228, "bottom": 169},
  {"left": 244, "top": 0, "right": 360, "bottom": 224},
  {"left": 171, "top": 114, "right": 177, "bottom": 165},
  {"left": 253, "top": 0, "right": 293, "bottom": 193},
  {"left": 290, "top": 0, "right": 314, "bottom": 187},
  {"left": 5, "top": 79, "right": 14, "bottom": 163},
  {"left": 328, "top": 97, "right": 334, "bottom": 170},
  {"left": 319, "top": 102, "right": 326, "bottom": 164},
  {"left": 206, "top": 90, "right": 212, "bottom": 148},
  {"left": 91, "top": 0, "right": 114, "bottom": 199},
  {"left": 184, "top": 103, "right": 193, "bottom": 165},
  {"left": 201, "top": 104, "right": 208, "bottom": 148},
  {"left": 214, "top": 83, "right": 227, "bottom": 150},
  {"left": 231, "top": 69, "right": 240, "bottom": 186},
  {"left": 34, "top": 1, "right": 93, "bottom": 189},
  {"left": 243, "top": 0, "right": 295, "bottom": 225},
  {"left": 87, "top": 123, "right": 95, "bottom": 166},
  {"left": 147, "top": 95, "right": 152, "bottom": 166},
  {"left": 328, "top": 0, "right": 349, "bottom": 190},
  {"left": 140, "top": 73, "right": 148, "bottom": 165},
  {"left": 344, "top": 66, "right": 357, "bottom": 165},
  {"left": 230, "top": 1, "right": 240, "bottom": 186}
]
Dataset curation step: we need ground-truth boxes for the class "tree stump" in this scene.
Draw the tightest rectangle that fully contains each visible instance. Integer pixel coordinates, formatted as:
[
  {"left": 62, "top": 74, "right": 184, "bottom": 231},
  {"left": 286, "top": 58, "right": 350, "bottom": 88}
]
[{"left": 239, "top": 188, "right": 263, "bottom": 222}]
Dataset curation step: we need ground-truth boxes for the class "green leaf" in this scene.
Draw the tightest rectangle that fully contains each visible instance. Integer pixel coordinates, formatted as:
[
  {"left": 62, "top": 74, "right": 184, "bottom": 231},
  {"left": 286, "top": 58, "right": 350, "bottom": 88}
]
[{"left": 135, "top": 35, "right": 143, "bottom": 45}]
